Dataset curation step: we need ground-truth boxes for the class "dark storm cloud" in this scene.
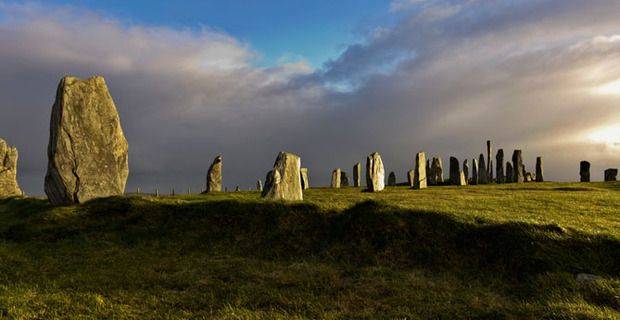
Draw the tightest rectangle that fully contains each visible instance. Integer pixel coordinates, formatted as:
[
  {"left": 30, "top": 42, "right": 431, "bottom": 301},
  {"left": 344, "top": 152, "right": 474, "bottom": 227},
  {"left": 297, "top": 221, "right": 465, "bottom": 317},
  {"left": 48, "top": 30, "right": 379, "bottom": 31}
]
[{"left": 0, "top": 1, "right": 619, "bottom": 195}]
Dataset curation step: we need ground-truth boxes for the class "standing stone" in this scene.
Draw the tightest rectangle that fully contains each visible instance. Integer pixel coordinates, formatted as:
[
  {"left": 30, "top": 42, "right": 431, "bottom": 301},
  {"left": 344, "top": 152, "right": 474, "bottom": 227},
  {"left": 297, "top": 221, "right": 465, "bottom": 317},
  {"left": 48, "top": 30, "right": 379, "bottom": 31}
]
[
  {"left": 426, "top": 160, "right": 431, "bottom": 182},
  {"left": 604, "top": 168, "right": 618, "bottom": 182},
  {"left": 535, "top": 157, "right": 544, "bottom": 182},
  {"left": 204, "top": 155, "right": 222, "bottom": 193},
  {"left": 413, "top": 152, "right": 427, "bottom": 189},
  {"left": 257, "top": 180, "right": 263, "bottom": 191},
  {"left": 505, "top": 162, "right": 514, "bottom": 183},
  {"left": 353, "top": 163, "right": 362, "bottom": 187},
  {"left": 388, "top": 172, "right": 396, "bottom": 186},
  {"left": 458, "top": 171, "right": 467, "bottom": 186},
  {"left": 300, "top": 168, "right": 310, "bottom": 190},
  {"left": 463, "top": 159, "right": 469, "bottom": 183},
  {"left": 512, "top": 150, "right": 524, "bottom": 183},
  {"left": 331, "top": 168, "right": 341, "bottom": 188},
  {"left": 496, "top": 149, "right": 505, "bottom": 183},
  {"left": 407, "top": 170, "right": 415, "bottom": 187},
  {"left": 580, "top": 161, "right": 591, "bottom": 182},
  {"left": 366, "top": 152, "right": 385, "bottom": 192},
  {"left": 0, "top": 138, "right": 22, "bottom": 197},
  {"left": 341, "top": 171, "right": 349, "bottom": 187},
  {"left": 524, "top": 172, "right": 533, "bottom": 182},
  {"left": 486, "top": 140, "right": 492, "bottom": 182},
  {"left": 471, "top": 159, "right": 479, "bottom": 185},
  {"left": 261, "top": 152, "right": 303, "bottom": 201},
  {"left": 45, "top": 76, "right": 128, "bottom": 205},
  {"left": 430, "top": 157, "right": 443, "bottom": 185},
  {"left": 478, "top": 154, "right": 488, "bottom": 184},
  {"left": 235, "top": 186, "right": 240, "bottom": 192},
  {"left": 449, "top": 157, "right": 460, "bottom": 185}
]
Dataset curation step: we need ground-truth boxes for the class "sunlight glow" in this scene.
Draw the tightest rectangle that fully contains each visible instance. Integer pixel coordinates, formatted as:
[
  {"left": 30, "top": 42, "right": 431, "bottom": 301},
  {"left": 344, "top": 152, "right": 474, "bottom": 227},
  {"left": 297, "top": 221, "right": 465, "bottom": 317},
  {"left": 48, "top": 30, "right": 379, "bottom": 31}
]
[
  {"left": 587, "top": 125, "right": 620, "bottom": 147},
  {"left": 593, "top": 79, "right": 620, "bottom": 95}
]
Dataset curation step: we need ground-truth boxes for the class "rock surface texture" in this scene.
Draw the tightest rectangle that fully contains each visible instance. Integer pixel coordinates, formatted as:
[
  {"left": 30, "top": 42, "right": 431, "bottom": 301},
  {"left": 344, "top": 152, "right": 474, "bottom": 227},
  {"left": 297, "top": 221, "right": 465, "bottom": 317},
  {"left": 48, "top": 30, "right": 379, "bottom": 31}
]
[
  {"left": 0, "top": 138, "right": 22, "bottom": 197},
  {"left": 366, "top": 152, "right": 385, "bottom": 192},
  {"left": 261, "top": 152, "right": 302, "bottom": 200},
  {"left": 535, "top": 157, "right": 544, "bottom": 182},
  {"left": 413, "top": 152, "right": 427, "bottom": 189},
  {"left": 45, "top": 76, "right": 128, "bottom": 205},
  {"left": 205, "top": 155, "right": 222, "bottom": 193},
  {"left": 512, "top": 150, "right": 524, "bottom": 183},
  {"left": 331, "top": 169, "right": 341, "bottom": 188},
  {"left": 407, "top": 170, "right": 415, "bottom": 187}
]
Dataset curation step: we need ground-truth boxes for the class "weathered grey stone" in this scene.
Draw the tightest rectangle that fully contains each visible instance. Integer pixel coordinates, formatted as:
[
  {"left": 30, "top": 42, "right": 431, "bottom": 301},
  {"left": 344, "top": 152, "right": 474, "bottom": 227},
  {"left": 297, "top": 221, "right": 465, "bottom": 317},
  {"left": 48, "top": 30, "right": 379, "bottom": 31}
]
[
  {"left": 430, "top": 157, "right": 443, "bottom": 185},
  {"left": 300, "top": 168, "right": 310, "bottom": 190},
  {"left": 261, "top": 152, "right": 303, "bottom": 201},
  {"left": 366, "top": 152, "right": 385, "bottom": 192},
  {"left": 257, "top": 179, "right": 263, "bottom": 191},
  {"left": 449, "top": 157, "right": 460, "bottom": 185},
  {"left": 496, "top": 149, "right": 505, "bottom": 183},
  {"left": 535, "top": 157, "right": 544, "bottom": 182},
  {"left": 478, "top": 154, "right": 488, "bottom": 184},
  {"left": 407, "top": 170, "right": 415, "bottom": 187},
  {"left": 463, "top": 159, "right": 469, "bottom": 183},
  {"left": 341, "top": 171, "right": 349, "bottom": 187},
  {"left": 604, "top": 168, "right": 618, "bottom": 182},
  {"left": 471, "top": 158, "right": 479, "bottom": 185},
  {"left": 388, "top": 171, "right": 396, "bottom": 186},
  {"left": 413, "top": 152, "right": 427, "bottom": 189},
  {"left": 580, "top": 161, "right": 591, "bottom": 182},
  {"left": 505, "top": 162, "right": 514, "bottom": 183},
  {"left": 0, "top": 138, "right": 22, "bottom": 197},
  {"left": 458, "top": 171, "right": 467, "bottom": 186},
  {"left": 331, "top": 168, "right": 341, "bottom": 188},
  {"left": 353, "top": 163, "right": 361, "bottom": 187},
  {"left": 512, "top": 150, "right": 524, "bottom": 183},
  {"left": 45, "top": 76, "right": 128, "bottom": 205},
  {"left": 204, "top": 155, "right": 222, "bottom": 193}
]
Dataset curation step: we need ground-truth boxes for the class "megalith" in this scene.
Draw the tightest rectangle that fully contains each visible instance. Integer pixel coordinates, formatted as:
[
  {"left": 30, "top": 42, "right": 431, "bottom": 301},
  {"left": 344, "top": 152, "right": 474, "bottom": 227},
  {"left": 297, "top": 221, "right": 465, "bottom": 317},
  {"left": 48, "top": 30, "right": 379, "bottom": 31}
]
[
  {"left": 486, "top": 140, "right": 493, "bottom": 182},
  {"left": 45, "top": 76, "right": 128, "bottom": 205},
  {"left": 430, "top": 157, "right": 444, "bottom": 185},
  {"left": 512, "top": 150, "right": 524, "bottom": 183},
  {"left": 604, "top": 168, "right": 618, "bottom": 182},
  {"left": 204, "top": 155, "right": 222, "bottom": 193},
  {"left": 261, "top": 152, "right": 303, "bottom": 201},
  {"left": 331, "top": 168, "right": 341, "bottom": 188},
  {"left": 580, "top": 161, "right": 590, "bottom": 182},
  {"left": 407, "top": 170, "right": 415, "bottom": 187},
  {"left": 341, "top": 171, "right": 349, "bottom": 187},
  {"left": 353, "top": 163, "right": 362, "bottom": 187},
  {"left": 449, "top": 157, "right": 460, "bottom": 185},
  {"left": 535, "top": 157, "right": 544, "bottom": 182},
  {"left": 0, "top": 138, "right": 22, "bottom": 197},
  {"left": 478, "top": 154, "right": 488, "bottom": 184},
  {"left": 471, "top": 158, "right": 479, "bottom": 185},
  {"left": 463, "top": 159, "right": 469, "bottom": 183},
  {"left": 366, "top": 152, "right": 385, "bottom": 192},
  {"left": 300, "top": 168, "right": 310, "bottom": 190},
  {"left": 495, "top": 149, "right": 505, "bottom": 183},
  {"left": 257, "top": 179, "right": 263, "bottom": 191},
  {"left": 413, "top": 152, "right": 427, "bottom": 189},
  {"left": 505, "top": 162, "right": 514, "bottom": 183},
  {"left": 388, "top": 171, "right": 396, "bottom": 186}
]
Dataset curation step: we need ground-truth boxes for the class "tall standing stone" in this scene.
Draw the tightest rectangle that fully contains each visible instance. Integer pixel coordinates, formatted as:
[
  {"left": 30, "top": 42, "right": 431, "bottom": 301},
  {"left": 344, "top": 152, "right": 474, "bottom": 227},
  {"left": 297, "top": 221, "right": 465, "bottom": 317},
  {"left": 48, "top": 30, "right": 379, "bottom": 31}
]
[
  {"left": 0, "top": 138, "right": 22, "bottom": 197},
  {"left": 300, "top": 168, "right": 310, "bottom": 190},
  {"left": 353, "top": 163, "right": 361, "bottom": 187},
  {"left": 331, "top": 168, "right": 341, "bottom": 188},
  {"left": 341, "top": 171, "right": 349, "bottom": 187},
  {"left": 430, "top": 157, "right": 443, "bottom": 185},
  {"left": 257, "top": 180, "right": 263, "bottom": 191},
  {"left": 486, "top": 140, "right": 492, "bottom": 182},
  {"left": 413, "top": 152, "right": 427, "bottom": 189},
  {"left": 478, "top": 154, "right": 488, "bottom": 184},
  {"left": 535, "top": 157, "right": 544, "bottom": 182},
  {"left": 45, "top": 76, "right": 128, "bottom": 205},
  {"left": 495, "top": 149, "right": 505, "bottom": 183},
  {"left": 204, "top": 155, "right": 222, "bottom": 193},
  {"left": 463, "top": 159, "right": 469, "bottom": 183},
  {"left": 512, "top": 150, "right": 524, "bottom": 183},
  {"left": 449, "top": 157, "right": 460, "bottom": 185},
  {"left": 388, "top": 172, "right": 396, "bottom": 186},
  {"left": 426, "top": 160, "right": 431, "bottom": 182},
  {"left": 580, "top": 161, "right": 591, "bottom": 182},
  {"left": 604, "top": 168, "right": 618, "bottom": 182},
  {"left": 366, "top": 152, "right": 385, "bottom": 192},
  {"left": 458, "top": 171, "right": 467, "bottom": 186},
  {"left": 261, "top": 152, "right": 303, "bottom": 201},
  {"left": 505, "top": 162, "right": 514, "bottom": 183},
  {"left": 471, "top": 159, "right": 479, "bottom": 185},
  {"left": 407, "top": 170, "right": 415, "bottom": 187}
]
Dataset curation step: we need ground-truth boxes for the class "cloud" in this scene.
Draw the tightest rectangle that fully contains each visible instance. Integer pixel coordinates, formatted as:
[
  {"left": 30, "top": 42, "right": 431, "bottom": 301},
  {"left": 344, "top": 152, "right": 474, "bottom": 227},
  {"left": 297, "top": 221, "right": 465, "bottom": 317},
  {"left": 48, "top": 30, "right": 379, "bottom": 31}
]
[{"left": 0, "top": 1, "right": 619, "bottom": 195}]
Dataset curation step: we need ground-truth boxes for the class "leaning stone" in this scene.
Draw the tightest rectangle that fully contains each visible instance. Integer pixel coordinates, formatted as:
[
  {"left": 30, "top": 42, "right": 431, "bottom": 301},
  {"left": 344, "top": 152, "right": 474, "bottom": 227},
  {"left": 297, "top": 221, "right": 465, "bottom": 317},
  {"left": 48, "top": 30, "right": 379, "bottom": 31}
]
[
  {"left": 604, "top": 168, "right": 618, "bottom": 182},
  {"left": 580, "top": 161, "right": 591, "bottom": 182},
  {"left": 366, "top": 152, "right": 385, "bottom": 192},
  {"left": 413, "top": 152, "right": 427, "bottom": 189},
  {"left": 45, "top": 76, "right": 128, "bottom": 205},
  {"left": 463, "top": 159, "right": 469, "bottom": 183},
  {"left": 449, "top": 157, "right": 460, "bottom": 185},
  {"left": 512, "top": 150, "right": 524, "bottom": 183},
  {"left": 331, "top": 168, "right": 341, "bottom": 188},
  {"left": 478, "top": 154, "right": 488, "bottom": 184},
  {"left": 495, "top": 149, "right": 505, "bottom": 183},
  {"left": 300, "top": 168, "right": 310, "bottom": 190},
  {"left": 505, "top": 162, "right": 514, "bottom": 183},
  {"left": 353, "top": 163, "right": 362, "bottom": 187},
  {"left": 388, "top": 171, "right": 396, "bottom": 186},
  {"left": 0, "top": 138, "right": 22, "bottom": 197},
  {"left": 407, "top": 170, "right": 415, "bottom": 187},
  {"left": 535, "top": 157, "right": 544, "bottom": 182},
  {"left": 471, "top": 158, "right": 479, "bottom": 185},
  {"left": 261, "top": 152, "right": 303, "bottom": 201},
  {"left": 341, "top": 171, "right": 349, "bottom": 187},
  {"left": 204, "top": 155, "right": 222, "bottom": 193}
]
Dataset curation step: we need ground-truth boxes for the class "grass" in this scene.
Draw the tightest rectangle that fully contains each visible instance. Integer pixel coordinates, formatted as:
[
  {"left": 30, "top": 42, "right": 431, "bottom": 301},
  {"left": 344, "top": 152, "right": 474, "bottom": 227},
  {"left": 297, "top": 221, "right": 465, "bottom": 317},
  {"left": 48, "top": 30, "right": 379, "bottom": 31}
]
[{"left": 0, "top": 182, "right": 618, "bottom": 319}]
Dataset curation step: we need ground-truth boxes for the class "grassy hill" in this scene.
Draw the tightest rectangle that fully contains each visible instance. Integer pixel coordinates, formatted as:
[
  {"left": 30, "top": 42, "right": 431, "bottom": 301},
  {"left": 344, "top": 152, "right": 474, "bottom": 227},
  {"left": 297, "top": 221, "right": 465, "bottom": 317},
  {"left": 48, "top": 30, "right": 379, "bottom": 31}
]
[{"left": 0, "top": 182, "right": 618, "bottom": 319}]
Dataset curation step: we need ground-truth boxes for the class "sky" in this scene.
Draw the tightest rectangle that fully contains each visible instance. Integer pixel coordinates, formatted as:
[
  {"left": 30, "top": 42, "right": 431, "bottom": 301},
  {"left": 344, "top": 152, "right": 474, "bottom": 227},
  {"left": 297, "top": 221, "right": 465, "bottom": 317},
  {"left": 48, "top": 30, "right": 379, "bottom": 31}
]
[{"left": 0, "top": 0, "right": 619, "bottom": 195}]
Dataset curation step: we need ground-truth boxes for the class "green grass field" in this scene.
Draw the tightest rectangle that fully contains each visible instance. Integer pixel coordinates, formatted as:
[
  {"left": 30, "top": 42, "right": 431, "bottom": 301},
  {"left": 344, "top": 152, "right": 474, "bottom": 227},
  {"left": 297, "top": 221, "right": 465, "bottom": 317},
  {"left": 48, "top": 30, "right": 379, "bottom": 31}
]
[{"left": 0, "top": 182, "right": 618, "bottom": 319}]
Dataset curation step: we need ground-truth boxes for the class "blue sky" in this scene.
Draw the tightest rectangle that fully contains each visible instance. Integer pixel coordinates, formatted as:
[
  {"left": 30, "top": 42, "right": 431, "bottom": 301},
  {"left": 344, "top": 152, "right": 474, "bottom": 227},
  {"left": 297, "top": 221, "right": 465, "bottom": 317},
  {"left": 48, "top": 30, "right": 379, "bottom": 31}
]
[{"left": 44, "top": 0, "right": 394, "bottom": 68}]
